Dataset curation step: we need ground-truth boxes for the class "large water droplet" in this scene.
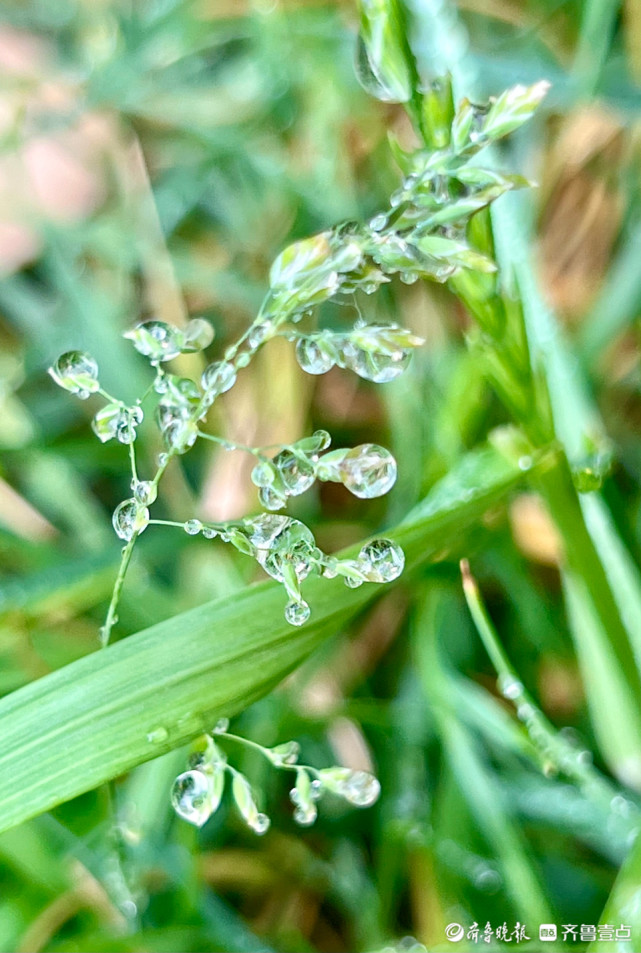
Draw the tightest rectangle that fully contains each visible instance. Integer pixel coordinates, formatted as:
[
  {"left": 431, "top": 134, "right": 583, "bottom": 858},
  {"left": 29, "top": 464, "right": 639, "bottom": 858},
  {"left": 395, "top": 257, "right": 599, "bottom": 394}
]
[
  {"left": 49, "top": 351, "right": 100, "bottom": 398},
  {"left": 285, "top": 600, "right": 311, "bottom": 626},
  {"left": 171, "top": 770, "right": 213, "bottom": 827},
  {"left": 358, "top": 538, "right": 405, "bottom": 582},
  {"left": 251, "top": 459, "right": 276, "bottom": 488},
  {"left": 184, "top": 519, "right": 203, "bottom": 535},
  {"left": 274, "top": 450, "right": 315, "bottom": 495},
  {"left": 295, "top": 337, "right": 336, "bottom": 375},
  {"left": 112, "top": 499, "right": 150, "bottom": 541},
  {"left": 258, "top": 484, "right": 286, "bottom": 510},
  {"left": 201, "top": 361, "right": 237, "bottom": 395},
  {"left": 320, "top": 767, "right": 381, "bottom": 807},
  {"left": 181, "top": 318, "right": 214, "bottom": 352},
  {"left": 132, "top": 480, "right": 157, "bottom": 505},
  {"left": 340, "top": 444, "right": 397, "bottom": 498},
  {"left": 124, "top": 321, "right": 183, "bottom": 362},
  {"left": 163, "top": 418, "right": 198, "bottom": 453}
]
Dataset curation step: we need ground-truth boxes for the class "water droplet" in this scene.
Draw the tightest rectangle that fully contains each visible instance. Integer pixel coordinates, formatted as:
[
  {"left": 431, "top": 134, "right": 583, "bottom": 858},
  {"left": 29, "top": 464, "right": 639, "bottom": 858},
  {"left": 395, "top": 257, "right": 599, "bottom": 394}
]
[
  {"left": 158, "top": 452, "right": 168, "bottom": 467},
  {"left": 294, "top": 803, "right": 317, "bottom": 826},
  {"left": 253, "top": 813, "right": 270, "bottom": 835},
  {"left": 340, "top": 444, "right": 397, "bottom": 498},
  {"left": 345, "top": 575, "right": 363, "bottom": 588},
  {"left": 212, "top": 717, "right": 229, "bottom": 734},
  {"left": 184, "top": 519, "right": 203, "bottom": 535},
  {"left": 132, "top": 480, "right": 157, "bottom": 505},
  {"left": 49, "top": 351, "right": 100, "bottom": 398},
  {"left": 259, "top": 484, "right": 286, "bottom": 510},
  {"left": 163, "top": 418, "right": 198, "bottom": 453},
  {"left": 319, "top": 767, "right": 381, "bottom": 806},
  {"left": 112, "top": 499, "right": 150, "bottom": 541},
  {"left": 251, "top": 459, "right": 276, "bottom": 488},
  {"left": 248, "top": 321, "right": 273, "bottom": 349},
  {"left": 171, "top": 770, "right": 213, "bottom": 827},
  {"left": 147, "top": 727, "right": 169, "bottom": 744},
  {"left": 498, "top": 674, "right": 523, "bottom": 700},
  {"left": 295, "top": 337, "right": 335, "bottom": 375},
  {"left": 124, "top": 321, "right": 183, "bottom": 362},
  {"left": 236, "top": 352, "right": 251, "bottom": 368},
  {"left": 358, "top": 538, "right": 405, "bottom": 582},
  {"left": 285, "top": 600, "right": 311, "bottom": 626},
  {"left": 202, "top": 526, "right": 218, "bottom": 539},
  {"left": 181, "top": 318, "right": 214, "bottom": 352},
  {"left": 201, "top": 361, "right": 237, "bottom": 395},
  {"left": 518, "top": 455, "right": 533, "bottom": 471},
  {"left": 269, "top": 740, "right": 300, "bottom": 765},
  {"left": 310, "top": 779, "right": 322, "bottom": 799},
  {"left": 274, "top": 449, "right": 315, "bottom": 495},
  {"left": 369, "top": 213, "right": 388, "bottom": 232}
]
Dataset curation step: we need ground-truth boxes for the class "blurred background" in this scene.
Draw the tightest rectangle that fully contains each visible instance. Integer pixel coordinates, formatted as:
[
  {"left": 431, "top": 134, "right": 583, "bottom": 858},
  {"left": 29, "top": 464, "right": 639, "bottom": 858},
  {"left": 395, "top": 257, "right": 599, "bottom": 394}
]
[{"left": 2, "top": 0, "right": 641, "bottom": 950}]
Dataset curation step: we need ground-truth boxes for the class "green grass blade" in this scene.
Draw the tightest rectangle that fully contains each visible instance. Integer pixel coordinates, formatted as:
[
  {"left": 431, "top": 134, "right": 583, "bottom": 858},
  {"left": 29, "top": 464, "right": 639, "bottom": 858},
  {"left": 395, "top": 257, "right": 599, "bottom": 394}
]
[{"left": 0, "top": 445, "right": 522, "bottom": 834}]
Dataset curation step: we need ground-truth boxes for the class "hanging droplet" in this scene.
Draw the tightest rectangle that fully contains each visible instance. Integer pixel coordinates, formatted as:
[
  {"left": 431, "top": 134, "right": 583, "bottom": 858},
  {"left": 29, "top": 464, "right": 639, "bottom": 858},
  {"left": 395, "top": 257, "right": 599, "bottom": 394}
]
[
  {"left": 368, "top": 213, "right": 388, "bottom": 232},
  {"left": 251, "top": 459, "right": 276, "bottom": 488},
  {"left": 112, "top": 499, "right": 150, "bottom": 541},
  {"left": 232, "top": 772, "right": 269, "bottom": 834},
  {"left": 132, "top": 480, "right": 157, "bottom": 505},
  {"left": 163, "top": 418, "right": 198, "bottom": 453},
  {"left": 269, "top": 740, "right": 300, "bottom": 766},
  {"left": 201, "top": 361, "right": 237, "bottom": 395},
  {"left": 124, "top": 321, "right": 183, "bottom": 362},
  {"left": 274, "top": 450, "right": 315, "bottom": 495},
  {"left": 295, "top": 337, "right": 336, "bottom": 375},
  {"left": 171, "top": 770, "right": 213, "bottom": 827},
  {"left": 212, "top": 717, "right": 230, "bottom": 734},
  {"left": 184, "top": 519, "right": 203, "bottom": 535},
  {"left": 285, "top": 600, "right": 311, "bottom": 626},
  {"left": 290, "top": 769, "right": 318, "bottom": 825},
  {"left": 338, "top": 444, "right": 397, "bottom": 498},
  {"left": 49, "top": 351, "right": 100, "bottom": 398},
  {"left": 319, "top": 767, "right": 381, "bottom": 807},
  {"left": 180, "top": 318, "right": 214, "bottom": 353},
  {"left": 248, "top": 321, "right": 273, "bottom": 349},
  {"left": 236, "top": 352, "right": 251, "bottom": 368},
  {"left": 259, "top": 484, "right": 286, "bottom": 510},
  {"left": 202, "top": 526, "right": 218, "bottom": 539},
  {"left": 357, "top": 538, "right": 405, "bottom": 582}
]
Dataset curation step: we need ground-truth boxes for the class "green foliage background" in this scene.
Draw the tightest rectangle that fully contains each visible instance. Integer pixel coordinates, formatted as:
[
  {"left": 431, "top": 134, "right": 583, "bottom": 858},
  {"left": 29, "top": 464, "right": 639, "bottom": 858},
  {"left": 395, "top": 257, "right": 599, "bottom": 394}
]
[{"left": 2, "top": 1, "right": 641, "bottom": 951}]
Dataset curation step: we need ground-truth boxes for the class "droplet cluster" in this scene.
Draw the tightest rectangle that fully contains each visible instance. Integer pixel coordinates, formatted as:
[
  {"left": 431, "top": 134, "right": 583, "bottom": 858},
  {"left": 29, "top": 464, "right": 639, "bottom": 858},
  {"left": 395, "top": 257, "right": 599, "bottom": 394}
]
[{"left": 170, "top": 726, "right": 381, "bottom": 834}]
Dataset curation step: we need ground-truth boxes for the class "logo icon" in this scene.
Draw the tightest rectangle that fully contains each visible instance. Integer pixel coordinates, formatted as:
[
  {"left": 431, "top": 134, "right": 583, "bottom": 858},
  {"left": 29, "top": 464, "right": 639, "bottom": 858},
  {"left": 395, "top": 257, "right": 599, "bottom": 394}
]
[
  {"left": 445, "top": 923, "right": 465, "bottom": 942},
  {"left": 539, "top": 924, "right": 557, "bottom": 941}
]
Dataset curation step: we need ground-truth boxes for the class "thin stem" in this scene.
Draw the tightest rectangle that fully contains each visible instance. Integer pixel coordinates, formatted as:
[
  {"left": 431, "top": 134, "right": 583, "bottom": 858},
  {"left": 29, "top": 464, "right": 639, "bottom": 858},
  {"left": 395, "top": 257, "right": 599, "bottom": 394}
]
[
  {"left": 128, "top": 442, "right": 138, "bottom": 484},
  {"left": 460, "top": 559, "right": 619, "bottom": 801},
  {"left": 100, "top": 535, "right": 138, "bottom": 648},
  {"left": 196, "top": 431, "right": 264, "bottom": 457},
  {"left": 216, "top": 731, "right": 321, "bottom": 778}
]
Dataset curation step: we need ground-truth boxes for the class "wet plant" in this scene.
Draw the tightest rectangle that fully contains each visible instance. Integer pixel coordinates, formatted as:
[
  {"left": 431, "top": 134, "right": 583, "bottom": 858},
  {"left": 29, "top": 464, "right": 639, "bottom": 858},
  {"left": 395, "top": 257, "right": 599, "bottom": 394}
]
[{"left": 49, "top": 77, "right": 546, "bottom": 647}]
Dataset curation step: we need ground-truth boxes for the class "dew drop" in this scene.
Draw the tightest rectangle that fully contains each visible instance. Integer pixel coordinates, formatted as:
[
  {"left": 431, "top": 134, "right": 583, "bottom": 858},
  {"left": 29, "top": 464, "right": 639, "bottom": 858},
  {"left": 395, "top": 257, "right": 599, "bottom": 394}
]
[
  {"left": 369, "top": 212, "right": 388, "bottom": 232},
  {"left": 258, "top": 484, "right": 286, "bottom": 510},
  {"left": 201, "top": 361, "right": 237, "bottom": 395},
  {"left": 202, "top": 526, "right": 218, "bottom": 539},
  {"left": 112, "top": 499, "right": 150, "bottom": 541},
  {"left": 132, "top": 480, "right": 157, "bottom": 505},
  {"left": 212, "top": 717, "right": 230, "bottom": 734},
  {"left": 252, "top": 813, "right": 270, "bottom": 835},
  {"left": 251, "top": 459, "right": 276, "bottom": 488},
  {"left": 320, "top": 767, "right": 381, "bottom": 806},
  {"left": 171, "top": 770, "right": 213, "bottom": 827},
  {"left": 498, "top": 674, "right": 524, "bottom": 700},
  {"left": 147, "top": 727, "right": 169, "bottom": 744},
  {"left": 124, "top": 320, "right": 183, "bottom": 362},
  {"left": 285, "top": 600, "right": 311, "bottom": 626},
  {"left": 181, "top": 317, "right": 214, "bottom": 352},
  {"left": 358, "top": 538, "right": 405, "bottom": 582},
  {"left": 274, "top": 450, "right": 315, "bottom": 495},
  {"left": 295, "top": 337, "right": 335, "bottom": 375},
  {"left": 235, "top": 352, "right": 251, "bottom": 368},
  {"left": 248, "top": 321, "right": 273, "bottom": 349},
  {"left": 339, "top": 444, "right": 397, "bottom": 498},
  {"left": 400, "top": 271, "right": 419, "bottom": 284},
  {"left": 49, "top": 350, "right": 100, "bottom": 397},
  {"left": 184, "top": 519, "right": 203, "bottom": 535},
  {"left": 294, "top": 803, "right": 317, "bottom": 826}
]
